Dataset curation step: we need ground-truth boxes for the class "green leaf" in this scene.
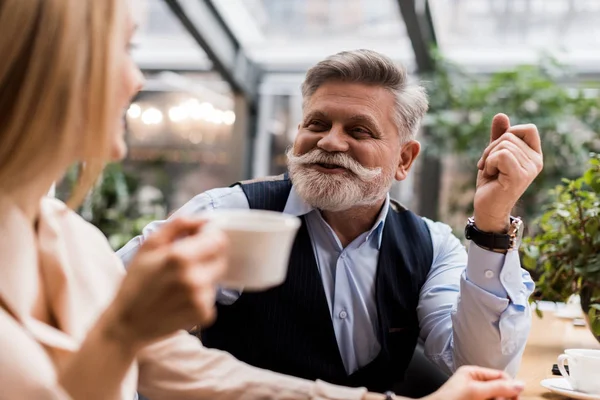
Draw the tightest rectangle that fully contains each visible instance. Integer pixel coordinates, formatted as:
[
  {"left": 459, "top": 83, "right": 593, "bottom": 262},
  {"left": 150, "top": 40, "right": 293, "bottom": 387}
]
[
  {"left": 522, "top": 257, "right": 537, "bottom": 271},
  {"left": 591, "top": 313, "right": 600, "bottom": 337},
  {"left": 584, "top": 168, "right": 600, "bottom": 193},
  {"left": 535, "top": 307, "right": 544, "bottom": 319}
]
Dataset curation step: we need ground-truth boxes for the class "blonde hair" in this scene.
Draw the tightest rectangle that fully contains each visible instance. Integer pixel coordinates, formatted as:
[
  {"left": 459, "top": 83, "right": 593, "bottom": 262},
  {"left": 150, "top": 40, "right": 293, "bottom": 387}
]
[
  {"left": 0, "top": 0, "right": 126, "bottom": 208},
  {"left": 301, "top": 49, "right": 429, "bottom": 142}
]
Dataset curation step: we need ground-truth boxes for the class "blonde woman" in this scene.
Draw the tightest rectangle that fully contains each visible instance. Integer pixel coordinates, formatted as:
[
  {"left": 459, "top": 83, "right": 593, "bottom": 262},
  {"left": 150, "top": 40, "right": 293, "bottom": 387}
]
[{"left": 0, "top": 0, "right": 527, "bottom": 399}]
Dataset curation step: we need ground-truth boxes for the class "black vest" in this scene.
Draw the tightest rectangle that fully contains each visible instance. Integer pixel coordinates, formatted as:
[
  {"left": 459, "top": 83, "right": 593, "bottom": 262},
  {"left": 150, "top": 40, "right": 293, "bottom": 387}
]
[{"left": 201, "top": 176, "right": 433, "bottom": 392}]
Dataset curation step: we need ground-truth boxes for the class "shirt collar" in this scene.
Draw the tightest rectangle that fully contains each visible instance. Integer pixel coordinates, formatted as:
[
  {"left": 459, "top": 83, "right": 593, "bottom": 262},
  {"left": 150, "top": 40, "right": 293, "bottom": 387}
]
[
  {"left": 282, "top": 185, "right": 314, "bottom": 217},
  {"left": 0, "top": 196, "right": 79, "bottom": 352},
  {"left": 282, "top": 185, "right": 390, "bottom": 249},
  {"left": 0, "top": 196, "right": 39, "bottom": 323}
]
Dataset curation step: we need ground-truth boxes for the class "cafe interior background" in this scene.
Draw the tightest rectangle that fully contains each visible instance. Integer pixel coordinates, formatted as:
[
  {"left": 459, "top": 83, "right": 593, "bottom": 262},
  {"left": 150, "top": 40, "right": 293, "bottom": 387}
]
[{"left": 56, "top": 0, "right": 600, "bottom": 339}]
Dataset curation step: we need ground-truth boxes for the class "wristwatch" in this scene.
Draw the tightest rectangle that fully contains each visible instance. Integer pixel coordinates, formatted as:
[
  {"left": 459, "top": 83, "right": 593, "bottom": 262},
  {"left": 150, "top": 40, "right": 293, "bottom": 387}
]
[{"left": 464, "top": 216, "right": 523, "bottom": 252}]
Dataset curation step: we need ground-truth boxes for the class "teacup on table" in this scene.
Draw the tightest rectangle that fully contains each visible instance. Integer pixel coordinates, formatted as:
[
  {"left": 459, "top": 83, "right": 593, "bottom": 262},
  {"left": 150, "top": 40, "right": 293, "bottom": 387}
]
[
  {"left": 203, "top": 209, "right": 301, "bottom": 291},
  {"left": 557, "top": 348, "right": 600, "bottom": 394}
]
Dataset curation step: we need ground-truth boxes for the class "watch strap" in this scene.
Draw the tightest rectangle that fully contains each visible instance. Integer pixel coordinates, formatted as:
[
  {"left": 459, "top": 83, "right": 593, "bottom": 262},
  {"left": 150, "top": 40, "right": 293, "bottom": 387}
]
[{"left": 465, "top": 217, "right": 511, "bottom": 251}]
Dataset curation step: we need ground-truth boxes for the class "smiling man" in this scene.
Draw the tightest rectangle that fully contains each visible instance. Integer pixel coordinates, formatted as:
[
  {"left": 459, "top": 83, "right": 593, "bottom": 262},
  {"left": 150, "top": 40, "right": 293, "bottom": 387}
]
[{"left": 118, "top": 49, "right": 541, "bottom": 394}]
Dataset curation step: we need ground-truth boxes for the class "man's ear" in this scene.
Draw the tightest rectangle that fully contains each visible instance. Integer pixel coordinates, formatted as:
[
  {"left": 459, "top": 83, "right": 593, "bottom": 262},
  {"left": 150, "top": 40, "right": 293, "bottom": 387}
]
[{"left": 395, "top": 140, "right": 421, "bottom": 181}]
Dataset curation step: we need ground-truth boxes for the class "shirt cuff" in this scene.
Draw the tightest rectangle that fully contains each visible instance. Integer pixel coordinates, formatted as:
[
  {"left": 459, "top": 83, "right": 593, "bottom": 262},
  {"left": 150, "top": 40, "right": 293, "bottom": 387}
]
[
  {"left": 216, "top": 287, "right": 242, "bottom": 305},
  {"left": 465, "top": 242, "right": 525, "bottom": 305}
]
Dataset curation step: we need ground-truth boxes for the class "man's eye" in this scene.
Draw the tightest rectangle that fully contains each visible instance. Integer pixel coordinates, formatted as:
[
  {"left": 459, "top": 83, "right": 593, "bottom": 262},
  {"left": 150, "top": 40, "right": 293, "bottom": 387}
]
[
  {"left": 307, "top": 120, "right": 327, "bottom": 130},
  {"left": 351, "top": 127, "right": 371, "bottom": 136}
]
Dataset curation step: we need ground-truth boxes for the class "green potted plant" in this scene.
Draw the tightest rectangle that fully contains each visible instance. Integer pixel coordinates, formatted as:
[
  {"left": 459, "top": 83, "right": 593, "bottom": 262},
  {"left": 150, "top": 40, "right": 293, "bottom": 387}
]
[{"left": 522, "top": 155, "right": 600, "bottom": 341}]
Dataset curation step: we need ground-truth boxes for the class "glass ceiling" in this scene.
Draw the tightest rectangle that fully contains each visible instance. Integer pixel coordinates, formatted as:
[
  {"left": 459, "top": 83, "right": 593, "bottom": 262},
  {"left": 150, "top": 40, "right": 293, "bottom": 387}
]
[
  {"left": 130, "top": 0, "right": 600, "bottom": 75},
  {"left": 131, "top": 0, "right": 211, "bottom": 71},
  {"left": 211, "top": 0, "right": 416, "bottom": 71},
  {"left": 429, "top": 0, "right": 600, "bottom": 73}
]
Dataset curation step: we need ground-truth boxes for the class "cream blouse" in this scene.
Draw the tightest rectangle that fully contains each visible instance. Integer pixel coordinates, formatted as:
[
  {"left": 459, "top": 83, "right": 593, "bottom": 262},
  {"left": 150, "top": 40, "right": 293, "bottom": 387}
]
[{"left": 0, "top": 197, "right": 366, "bottom": 400}]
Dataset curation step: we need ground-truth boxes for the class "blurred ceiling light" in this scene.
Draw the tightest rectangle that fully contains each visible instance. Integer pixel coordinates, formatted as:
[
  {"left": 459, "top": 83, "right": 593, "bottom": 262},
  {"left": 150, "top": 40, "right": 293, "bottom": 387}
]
[
  {"left": 199, "top": 102, "right": 213, "bottom": 113},
  {"left": 223, "top": 110, "right": 236, "bottom": 125},
  {"left": 182, "top": 99, "right": 198, "bottom": 120},
  {"left": 169, "top": 106, "right": 188, "bottom": 122},
  {"left": 193, "top": 102, "right": 214, "bottom": 121},
  {"left": 141, "top": 108, "right": 163, "bottom": 125},
  {"left": 190, "top": 132, "right": 203, "bottom": 144},
  {"left": 127, "top": 103, "right": 142, "bottom": 119},
  {"left": 270, "top": 119, "right": 285, "bottom": 135},
  {"left": 210, "top": 110, "right": 225, "bottom": 125},
  {"left": 182, "top": 99, "right": 209, "bottom": 121}
]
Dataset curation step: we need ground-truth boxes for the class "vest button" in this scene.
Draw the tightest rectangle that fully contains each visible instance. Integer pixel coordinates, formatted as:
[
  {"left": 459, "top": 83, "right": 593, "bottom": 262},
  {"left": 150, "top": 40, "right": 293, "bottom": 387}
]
[{"left": 339, "top": 310, "right": 348, "bottom": 319}]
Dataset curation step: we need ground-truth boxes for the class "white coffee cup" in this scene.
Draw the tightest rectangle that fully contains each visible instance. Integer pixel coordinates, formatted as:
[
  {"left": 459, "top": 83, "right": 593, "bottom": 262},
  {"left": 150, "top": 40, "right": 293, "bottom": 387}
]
[
  {"left": 557, "top": 348, "right": 600, "bottom": 394},
  {"left": 202, "top": 209, "right": 301, "bottom": 291}
]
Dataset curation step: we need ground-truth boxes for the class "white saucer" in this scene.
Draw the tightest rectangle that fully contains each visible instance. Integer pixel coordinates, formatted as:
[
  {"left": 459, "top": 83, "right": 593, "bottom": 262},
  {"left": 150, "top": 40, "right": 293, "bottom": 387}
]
[
  {"left": 555, "top": 307, "right": 584, "bottom": 319},
  {"left": 541, "top": 378, "right": 600, "bottom": 400}
]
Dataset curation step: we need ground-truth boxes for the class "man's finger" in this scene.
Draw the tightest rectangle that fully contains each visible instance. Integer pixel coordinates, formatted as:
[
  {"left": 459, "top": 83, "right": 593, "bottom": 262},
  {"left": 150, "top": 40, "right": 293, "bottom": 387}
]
[
  {"left": 472, "top": 380, "right": 525, "bottom": 399},
  {"left": 490, "top": 113, "right": 511, "bottom": 143},
  {"left": 467, "top": 366, "right": 511, "bottom": 382},
  {"left": 484, "top": 149, "right": 521, "bottom": 179},
  {"left": 507, "top": 124, "right": 543, "bottom": 154},
  {"left": 478, "top": 133, "right": 536, "bottom": 171}
]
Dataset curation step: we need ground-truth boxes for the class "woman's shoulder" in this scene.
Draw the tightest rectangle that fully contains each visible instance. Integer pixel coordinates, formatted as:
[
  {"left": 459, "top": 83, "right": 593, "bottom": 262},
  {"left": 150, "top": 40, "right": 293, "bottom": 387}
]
[
  {"left": 41, "top": 196, "right": 82, "bottom": 218},
  {"left": 41, "top": 197, "right": 107, "bottom": 241},
  {"left": 40, "top": 197, "right": 121, "bottom": 266},
  {"left": 39, "top": 197, "right": 127, "bottom": 294}
]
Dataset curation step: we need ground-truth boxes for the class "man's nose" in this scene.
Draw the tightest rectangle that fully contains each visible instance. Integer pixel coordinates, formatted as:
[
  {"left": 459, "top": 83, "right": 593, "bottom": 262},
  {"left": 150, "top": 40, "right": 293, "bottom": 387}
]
[{"left": 317, "top": 124, "right": 349, "bottom": 153}]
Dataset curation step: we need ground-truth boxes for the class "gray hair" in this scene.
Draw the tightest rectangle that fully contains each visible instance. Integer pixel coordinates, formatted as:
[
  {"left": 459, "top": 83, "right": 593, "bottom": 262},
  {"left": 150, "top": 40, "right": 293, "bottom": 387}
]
[{"left": 301, "top": 49, "right": 428, "bottom": 141}]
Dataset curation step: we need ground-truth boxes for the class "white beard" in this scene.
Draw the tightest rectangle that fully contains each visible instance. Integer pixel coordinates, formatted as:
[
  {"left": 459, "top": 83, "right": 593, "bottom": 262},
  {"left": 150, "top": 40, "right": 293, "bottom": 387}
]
[{"left": 286, "top": 148, "right": 394, "bottom": 212}]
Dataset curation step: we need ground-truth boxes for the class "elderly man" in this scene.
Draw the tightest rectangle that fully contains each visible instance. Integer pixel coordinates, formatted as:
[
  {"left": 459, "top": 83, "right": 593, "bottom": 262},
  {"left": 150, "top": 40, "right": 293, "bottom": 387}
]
[{"left": 118, "top": 49, "right": 540, "bottom": 394}]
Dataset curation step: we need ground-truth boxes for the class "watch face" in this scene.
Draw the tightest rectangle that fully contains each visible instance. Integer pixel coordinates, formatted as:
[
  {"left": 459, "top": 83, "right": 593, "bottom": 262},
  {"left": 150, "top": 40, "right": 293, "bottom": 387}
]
[{"left": 509, "top": 218, "right": 524, "bottom": 249}]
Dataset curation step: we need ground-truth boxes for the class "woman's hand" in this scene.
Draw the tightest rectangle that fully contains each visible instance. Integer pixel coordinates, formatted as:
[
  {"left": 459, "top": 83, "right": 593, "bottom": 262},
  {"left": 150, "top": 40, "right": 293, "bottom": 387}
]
[{"left": 104, "top": 217, "right": 228, "bottom": 349}]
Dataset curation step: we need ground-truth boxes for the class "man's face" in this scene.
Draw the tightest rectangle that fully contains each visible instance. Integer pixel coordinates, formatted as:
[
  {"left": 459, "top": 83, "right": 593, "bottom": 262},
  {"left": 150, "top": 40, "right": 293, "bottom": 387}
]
[{"left": 287, "top": 81, "right": 403, "bottom": 211}]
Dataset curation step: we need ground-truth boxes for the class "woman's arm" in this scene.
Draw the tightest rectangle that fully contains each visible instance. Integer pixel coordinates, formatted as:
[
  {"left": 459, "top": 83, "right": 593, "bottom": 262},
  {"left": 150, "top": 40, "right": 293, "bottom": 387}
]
[
  {"left": 137, "top": 330, "right": 368, "bottom": 400},
  {"left": 57, "top": 309, "right": 141, "bottom": 400},
  {"left": 58, "top": 217, "right": 228, "bottom": 399},
  {"left": 137, "top": 332, "right": 524, "bottom": 400}
]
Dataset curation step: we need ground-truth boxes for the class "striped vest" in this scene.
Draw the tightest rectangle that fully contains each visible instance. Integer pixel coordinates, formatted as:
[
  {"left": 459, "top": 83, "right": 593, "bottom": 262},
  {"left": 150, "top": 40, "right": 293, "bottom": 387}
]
[{"left": 201, "top": 175, "right": 433, "bottom": 392}]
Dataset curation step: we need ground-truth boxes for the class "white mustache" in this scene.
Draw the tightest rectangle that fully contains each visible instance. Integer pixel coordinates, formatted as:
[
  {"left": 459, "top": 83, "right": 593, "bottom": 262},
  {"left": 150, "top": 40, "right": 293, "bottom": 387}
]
[{"left": 286, "top": 148, "right": 382, "bottom": 182}]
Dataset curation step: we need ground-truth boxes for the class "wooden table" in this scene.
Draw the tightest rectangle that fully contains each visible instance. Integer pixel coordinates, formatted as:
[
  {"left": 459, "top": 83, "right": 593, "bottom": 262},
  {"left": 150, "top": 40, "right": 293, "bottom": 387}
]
[{"left": 517, "top": 312, "right": 600, "bottom": 399}]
